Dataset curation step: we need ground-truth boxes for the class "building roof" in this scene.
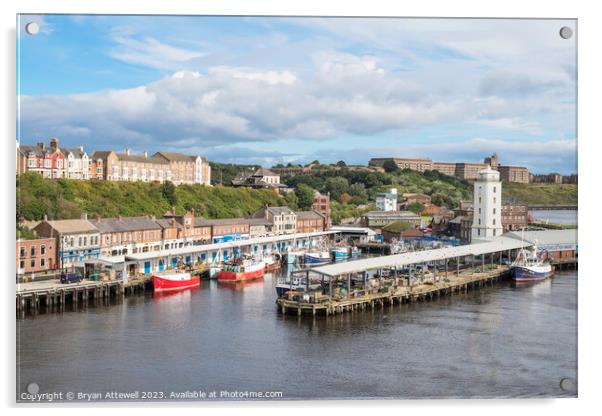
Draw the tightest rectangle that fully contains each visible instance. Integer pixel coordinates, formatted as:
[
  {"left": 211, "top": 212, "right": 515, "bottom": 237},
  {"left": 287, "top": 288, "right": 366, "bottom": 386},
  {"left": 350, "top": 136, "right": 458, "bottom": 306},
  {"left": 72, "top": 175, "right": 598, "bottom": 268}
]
[
  {"left": 363, "top": 210, "right": 421, "bottom": 219},
  {"left": 154, "top": 218, "right": 183, "bottom": 229},
  {"left": 252, "top": 167, "right": 278, "bottom": 177},
  {"left": 116, "top": 153, "right": 168, "bottom": 164},
  {"left": 125, "top": 230, "right": 338, "bottom": 261},
  {"left": 92, "top": 217, "right": 161, "bottom": 233},
  {"left": 18, "top": 144, "right": 53, "bottom": 158},
  {"left": 245, "top": 218, "right": 271, "bottom": 226},
  {"left": 154, "top": 151, "right": 196, "bottom": 162},
  {"left": 295, "top": 210, "right": 325, "bottom": 220},
  {"left": 267, "top": 206, "right": 295, "bottom": 215},
  {"left": 39, "top": 219, "right": 99, "bottom": 234},
  {"left": 63, "top": 147, "right": 86, "bottom": 158},
  {"left": 506, "top": 230, "right": 577, "bottom": 246},
  {"left": 196, "top": 218, "right": 250, "bottom": 227},
  {"left": 308, "top": 236, "right": 532, "bottom": 277},
  {"left": 90, "top": 150, "right": 113, "bottom": 160}
]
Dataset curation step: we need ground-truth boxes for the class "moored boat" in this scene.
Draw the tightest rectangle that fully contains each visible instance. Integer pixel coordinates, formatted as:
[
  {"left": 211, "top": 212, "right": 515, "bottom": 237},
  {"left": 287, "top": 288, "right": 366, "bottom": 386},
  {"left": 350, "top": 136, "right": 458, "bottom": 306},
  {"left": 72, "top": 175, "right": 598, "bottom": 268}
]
[
  {"left": 331, "top": 246, "right": 350, "bottom": 260},
  {"left": 152, "top": 270, "right": 200, "bottom": 292},
  {"left": 264, "top": 253, "right": 282, "bottom": 272},
  {"left": 217, "top": 258, "right": 265, "bottom": 282},
  {"left": 304, "top": 251, "right": 331, "bottom": 265},
  {"left": 511, "top": 246, "right": 553, "bottom": 282}
]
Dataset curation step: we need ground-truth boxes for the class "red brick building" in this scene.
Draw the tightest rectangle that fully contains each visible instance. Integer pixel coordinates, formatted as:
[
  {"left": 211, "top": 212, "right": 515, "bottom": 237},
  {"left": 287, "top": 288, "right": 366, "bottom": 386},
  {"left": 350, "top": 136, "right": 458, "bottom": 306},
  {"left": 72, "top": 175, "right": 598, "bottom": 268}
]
[
  {"left": 312, "top": 191, "right": 331, "bottom": 228},
  {"left": 16, "top": 238, "right": 56, "bottom": 274}
]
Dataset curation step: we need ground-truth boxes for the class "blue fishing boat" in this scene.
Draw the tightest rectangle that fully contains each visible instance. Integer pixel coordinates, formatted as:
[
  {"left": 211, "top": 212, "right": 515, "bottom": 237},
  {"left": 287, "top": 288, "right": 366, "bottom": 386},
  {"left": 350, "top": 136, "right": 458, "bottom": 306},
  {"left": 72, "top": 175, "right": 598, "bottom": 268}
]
[
  {"left": 304, "top": 251, "right": 331, "bottom": 265},
  {"left": 511, "top": 246, "right": 553, "bottom": 282},
  {"left": 331, "top": 246, "right": 350, "bottom": 261}
]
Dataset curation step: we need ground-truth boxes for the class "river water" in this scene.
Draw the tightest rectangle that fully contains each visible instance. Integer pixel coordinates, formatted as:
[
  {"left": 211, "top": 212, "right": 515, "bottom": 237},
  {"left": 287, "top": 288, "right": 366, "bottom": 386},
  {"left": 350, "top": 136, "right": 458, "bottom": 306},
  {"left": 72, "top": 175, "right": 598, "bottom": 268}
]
[
  {"left": 529, "top": 209, "right": 577, "bottom": 226},
  {"left": 17, "top": 269, "right": 577, "bottom": 401}
]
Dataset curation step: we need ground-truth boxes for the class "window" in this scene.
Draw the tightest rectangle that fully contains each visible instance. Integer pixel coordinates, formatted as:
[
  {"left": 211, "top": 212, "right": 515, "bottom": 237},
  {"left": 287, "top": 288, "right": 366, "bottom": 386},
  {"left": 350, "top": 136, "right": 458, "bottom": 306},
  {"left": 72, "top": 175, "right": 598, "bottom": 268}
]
[
  {"left": 41, "top": 258, "right": 45, "bottom": 267},
  {"left": 494, "top": 186, "right": 497, "bottom": 193},
  {"left": 478, "top": 219, "right": 481, "bottom": 225},
  {"left": 493, "top": 219, "right": 496, "bottom": 225},
  {"left": 41, "top": 245, "right": 45, "bottom": 255},
  {"left": 493, "top": 208, "right": 496, "bottom": 214},
  {"left": 20, "top": 260, "right": 25, "bottom": 269},
  {"left": 78, "top": 237, "right": 82, "bottom": 246},
  {"left": 30, "top": 259, "right": 35, "bottom": 268},
  {"left": 478, "top": 197, "right": 482, "bottom": 204},
  {"left": 19, "top": 247, "right": 25, "bottom": 258},
  {"left": 57, "top": 159, "right": 63, "bottom": 168},
  {"left": 30, "top": 246, "right": 36, "bottom": 256}
]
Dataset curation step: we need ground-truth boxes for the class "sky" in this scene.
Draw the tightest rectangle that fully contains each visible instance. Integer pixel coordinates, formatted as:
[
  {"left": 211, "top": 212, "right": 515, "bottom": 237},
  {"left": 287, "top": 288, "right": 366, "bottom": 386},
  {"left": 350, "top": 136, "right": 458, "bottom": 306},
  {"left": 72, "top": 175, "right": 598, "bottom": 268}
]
[{"left": 17, "top": 15, "right": 577, "bottom": 174}]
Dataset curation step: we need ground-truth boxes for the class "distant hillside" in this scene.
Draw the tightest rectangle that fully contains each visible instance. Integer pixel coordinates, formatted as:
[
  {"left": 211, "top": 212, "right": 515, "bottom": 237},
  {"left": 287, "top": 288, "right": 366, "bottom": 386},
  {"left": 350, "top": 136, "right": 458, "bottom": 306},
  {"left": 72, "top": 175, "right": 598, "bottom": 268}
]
[{"left": 16, "top": 173, "right": 285, "bottom": 223}]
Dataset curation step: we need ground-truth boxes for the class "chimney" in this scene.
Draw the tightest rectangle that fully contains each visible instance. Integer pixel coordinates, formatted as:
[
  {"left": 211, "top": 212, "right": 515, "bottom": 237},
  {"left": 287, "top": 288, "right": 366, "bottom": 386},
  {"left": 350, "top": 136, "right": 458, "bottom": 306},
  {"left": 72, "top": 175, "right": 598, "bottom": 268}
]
[
  {"left": 143, "top": 151, "right": 148, "bottom": 158},
  {"left": 124, "top": 148, "right": 130, "bottom": 156},
  {"left": 37, "top": 142, "right": 45, "bottom": 150},
  {"left": 96, "top": 215, "right": 101, "bottom": 223},
  {"left": 43, "top": 214, "right": 48, "bottom": 221},
  {"left": 50, "top": 137, "right": 58, "bottom": 150},
  {"left": 79, "top": 145, "right": 84, "bottom": 152},
  {"left": 118, "top": 215, "right": 123, "bottom": 221},
  {"left": 265, "top": 205, "right": 269, "bottom": 220},
  {"left": 81, "top": 212, "right": 88, "bottom": 220}
]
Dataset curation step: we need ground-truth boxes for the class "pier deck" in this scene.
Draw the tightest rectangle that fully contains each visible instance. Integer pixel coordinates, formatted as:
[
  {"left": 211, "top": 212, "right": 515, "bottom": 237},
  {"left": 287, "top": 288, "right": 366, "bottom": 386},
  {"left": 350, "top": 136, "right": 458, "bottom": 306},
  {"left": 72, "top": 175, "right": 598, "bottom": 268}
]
[{"left": 277, "top": 266, "right": 509, "bottom": 316}]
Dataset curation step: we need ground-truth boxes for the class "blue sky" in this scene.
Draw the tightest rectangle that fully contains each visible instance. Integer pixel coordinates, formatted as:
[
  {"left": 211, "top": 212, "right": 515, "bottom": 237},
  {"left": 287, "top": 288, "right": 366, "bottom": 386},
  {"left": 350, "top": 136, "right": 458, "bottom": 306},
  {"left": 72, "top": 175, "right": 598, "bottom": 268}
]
[{"left": 17, "top": 15, "right": 577, "bottom": 174}]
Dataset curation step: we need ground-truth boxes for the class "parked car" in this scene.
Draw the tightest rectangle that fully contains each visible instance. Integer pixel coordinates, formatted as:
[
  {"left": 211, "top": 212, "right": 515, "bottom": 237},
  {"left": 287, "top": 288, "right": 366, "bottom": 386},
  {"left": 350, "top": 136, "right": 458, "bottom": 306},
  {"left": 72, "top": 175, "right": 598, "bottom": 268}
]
[{"left": 60, "top": 272, "right": 83, "bottom": 284}]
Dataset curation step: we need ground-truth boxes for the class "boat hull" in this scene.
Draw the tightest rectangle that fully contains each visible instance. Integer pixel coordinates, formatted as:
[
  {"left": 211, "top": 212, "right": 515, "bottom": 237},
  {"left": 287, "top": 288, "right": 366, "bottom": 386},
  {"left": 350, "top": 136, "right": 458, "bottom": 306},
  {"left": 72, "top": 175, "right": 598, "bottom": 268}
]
[
  {"left": 217, "top": 266, "right": 265, "bottom": 282},
  {"left": 511, "top": 265, "right": 553, "bottom": 281},
  {"left": 152, "top": 274, "right": 200, "bottom": 292},
  {"left": 304, "top": 253, "right": 330, "bottom": 265}
]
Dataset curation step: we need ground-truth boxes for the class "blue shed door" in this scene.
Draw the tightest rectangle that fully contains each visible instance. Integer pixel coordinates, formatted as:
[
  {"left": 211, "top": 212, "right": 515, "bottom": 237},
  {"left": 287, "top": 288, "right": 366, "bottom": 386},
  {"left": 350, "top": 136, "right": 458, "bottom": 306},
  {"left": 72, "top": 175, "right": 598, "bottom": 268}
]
[
  {"left": 144, "top": 261, "right": 151, "bottom": 274},
  {"left": 158, "top": 260, "right": 164, "bottom": 271}
]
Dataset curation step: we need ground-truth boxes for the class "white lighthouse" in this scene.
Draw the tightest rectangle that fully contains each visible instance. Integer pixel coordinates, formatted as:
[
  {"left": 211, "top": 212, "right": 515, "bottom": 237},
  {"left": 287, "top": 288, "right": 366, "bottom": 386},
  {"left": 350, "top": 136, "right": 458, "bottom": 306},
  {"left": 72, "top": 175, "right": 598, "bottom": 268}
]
[{"left": 471, "top": 166, "right": 503, "bottom": 241}]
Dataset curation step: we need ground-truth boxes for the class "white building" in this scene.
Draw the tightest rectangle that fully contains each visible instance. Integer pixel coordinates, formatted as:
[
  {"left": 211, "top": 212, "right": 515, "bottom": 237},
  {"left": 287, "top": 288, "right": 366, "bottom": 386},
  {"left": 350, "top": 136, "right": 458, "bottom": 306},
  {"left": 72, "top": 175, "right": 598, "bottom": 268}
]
[
  {"left": 376, "top": 188, "right": 398, "bottom": 212},
  {"left": 64, "top": 146, "right": 89, "bottom": 180},
  {"left": 471, "top": 167, "right": 503, "bottom": 241}
]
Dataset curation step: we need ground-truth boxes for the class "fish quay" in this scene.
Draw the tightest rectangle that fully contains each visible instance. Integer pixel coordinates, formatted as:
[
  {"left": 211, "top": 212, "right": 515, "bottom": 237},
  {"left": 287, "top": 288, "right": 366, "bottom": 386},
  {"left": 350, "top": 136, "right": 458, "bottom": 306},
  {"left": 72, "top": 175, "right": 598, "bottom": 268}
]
[{"left": 277, "top": 230, "right": 577, "bottom": 316}]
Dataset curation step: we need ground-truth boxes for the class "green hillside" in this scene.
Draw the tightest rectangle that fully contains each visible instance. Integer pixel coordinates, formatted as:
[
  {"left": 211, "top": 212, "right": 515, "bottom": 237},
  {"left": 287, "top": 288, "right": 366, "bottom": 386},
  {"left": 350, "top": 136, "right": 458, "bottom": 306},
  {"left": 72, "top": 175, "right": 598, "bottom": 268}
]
[
  {"left": 16, "top": 172, "right": 285, "bottom": 222},
  {"left": 502, "top": 183, "right": 577, "bottom": 206}
]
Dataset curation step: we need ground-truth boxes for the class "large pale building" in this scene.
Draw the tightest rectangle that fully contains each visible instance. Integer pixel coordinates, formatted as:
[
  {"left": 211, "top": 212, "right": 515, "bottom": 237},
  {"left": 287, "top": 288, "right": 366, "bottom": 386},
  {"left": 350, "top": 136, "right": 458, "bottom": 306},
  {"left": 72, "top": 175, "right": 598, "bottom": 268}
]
[
  {"left": 471, "top": 167, "right": 503, "bottom": 241},
  {"left": 154, "top": 152, "right": 211, "bottom": 186},
  {"left": 92, "top": 150, "right": 171, "bottom": 183}
]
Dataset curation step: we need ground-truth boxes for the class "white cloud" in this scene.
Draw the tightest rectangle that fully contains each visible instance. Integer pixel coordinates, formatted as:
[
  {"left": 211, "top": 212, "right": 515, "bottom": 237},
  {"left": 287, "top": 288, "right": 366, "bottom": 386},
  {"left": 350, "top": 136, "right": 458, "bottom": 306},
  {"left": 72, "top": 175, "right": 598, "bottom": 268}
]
[{"left": 110, "top": 36, "right": 206, "bottom": 70}]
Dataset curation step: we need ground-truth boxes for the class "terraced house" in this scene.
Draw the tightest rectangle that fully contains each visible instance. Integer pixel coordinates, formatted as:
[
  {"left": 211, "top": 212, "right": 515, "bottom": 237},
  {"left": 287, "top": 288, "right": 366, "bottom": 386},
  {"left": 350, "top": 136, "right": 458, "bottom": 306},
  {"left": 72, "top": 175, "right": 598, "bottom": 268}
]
[
  {"left": 253, "top": 206, "right": 297, "bottom": 235},
  {"left": 33, "top": 216, "right": 101, "bottom": 268},
  {"left": 92, "top": 216, "right": 163, "bottom": 256},
  {"left": 63, "top": 146, "right": 89, "bottom": 180},
  {"left": 16, "top": 138, "right": 65, "bottom": 178}
]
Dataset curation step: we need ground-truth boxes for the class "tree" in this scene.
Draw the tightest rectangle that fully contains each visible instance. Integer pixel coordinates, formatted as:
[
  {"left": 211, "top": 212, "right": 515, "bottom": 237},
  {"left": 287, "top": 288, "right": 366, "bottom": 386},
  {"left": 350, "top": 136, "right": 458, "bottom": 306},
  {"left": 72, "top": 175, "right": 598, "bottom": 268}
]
[
  {"left": 407, "top": 202, "right": 425, "bottom": 214},
  {"left": 161, "top": 181, "right": 178, "bottom": 207},
  {"left": 335, "top": 160, "right": 347, "bottom": 167},
  {"left": 295, "top": 183, "right": 315, "bottom": 210},
  {"left": 348, "top": 183, "right": 368, "bottom": 200},
  {"left": 339, "top": 192, "right": 352, "bottom": 203},
  {"left": 324, "top": 177, "right": 349, "bottom": 201},
  {"left": 383, "top": 160, "right": 400, "bottom": 173},
  {"left": 284, "top": 191, "right": 299, "bottom": 210}
]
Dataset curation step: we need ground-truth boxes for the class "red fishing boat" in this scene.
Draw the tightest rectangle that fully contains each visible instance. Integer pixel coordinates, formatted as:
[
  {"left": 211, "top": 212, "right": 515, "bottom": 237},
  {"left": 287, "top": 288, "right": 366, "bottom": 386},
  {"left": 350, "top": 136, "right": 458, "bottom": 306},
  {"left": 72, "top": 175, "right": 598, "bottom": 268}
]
[
  {"left": 217, "top": 258, "right": 265, "bottom": 282},
  {"left": 152, "top": 270, "right": 200, "bottom": 292}
]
